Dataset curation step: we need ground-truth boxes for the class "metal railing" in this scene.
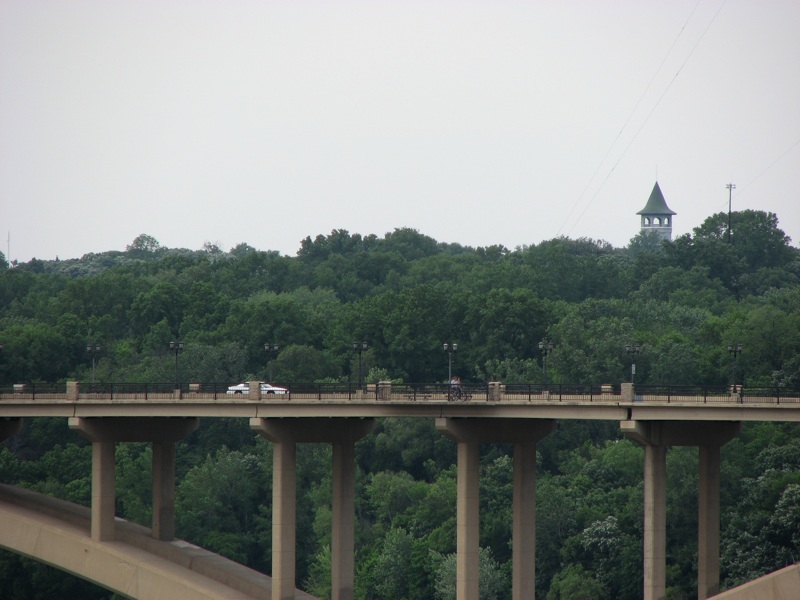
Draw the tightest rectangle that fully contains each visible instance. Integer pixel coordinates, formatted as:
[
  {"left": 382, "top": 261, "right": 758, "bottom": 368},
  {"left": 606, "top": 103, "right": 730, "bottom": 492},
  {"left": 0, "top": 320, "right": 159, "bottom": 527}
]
[
  {"left": 0, "top": 383, "right": 64, "bottom": 397},
  {"left": 740, "top": 387, "right": 800, "bottom": 404},
  {"left": 390, "top": 383, "right": 489, "bottom": 402},
  {"left": 278, "top": 382, "right": 374, "bottom": 401},
  {"left": 632, "top": 385, "right": 800, "bottom": 404},
  {"left": 503, "top": 383, "right": 620, "bottom": 402},
  {"left": 633, "top": 385, "right": 730, "bottom": 403},
  {"left": 2, "top": 381, "right": 800, "bottom": 404}
]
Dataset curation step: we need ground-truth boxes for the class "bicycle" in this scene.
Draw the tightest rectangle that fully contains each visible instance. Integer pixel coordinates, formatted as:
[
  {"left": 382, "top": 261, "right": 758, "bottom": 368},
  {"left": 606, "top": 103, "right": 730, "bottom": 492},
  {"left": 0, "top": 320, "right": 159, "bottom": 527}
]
[{"left": 447, "top": 387, "right": 472, "bottom": 402}]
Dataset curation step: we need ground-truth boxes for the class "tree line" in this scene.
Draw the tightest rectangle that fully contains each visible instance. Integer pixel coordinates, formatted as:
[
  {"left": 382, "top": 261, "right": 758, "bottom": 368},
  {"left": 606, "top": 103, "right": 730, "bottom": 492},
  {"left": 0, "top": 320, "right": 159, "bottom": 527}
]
[{"left": 1, "top": 209, "right": 799, "bottom": 599}]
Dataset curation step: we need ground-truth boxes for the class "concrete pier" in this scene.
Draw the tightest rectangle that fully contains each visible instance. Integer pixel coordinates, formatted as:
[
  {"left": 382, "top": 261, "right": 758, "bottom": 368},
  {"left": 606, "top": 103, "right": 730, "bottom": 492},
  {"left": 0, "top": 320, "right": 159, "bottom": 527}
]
[
  {"left": 621, "top": 420, "right": 741, "bottom": 600},
  {"left": 69, "top": 417, "right": 199, "bottom": 542},
  {"left": 250, "top": 417, "right": 376, "bottom": 600},
  {"left": 436, "top": 418, "right": 556, "bottom": 600}
]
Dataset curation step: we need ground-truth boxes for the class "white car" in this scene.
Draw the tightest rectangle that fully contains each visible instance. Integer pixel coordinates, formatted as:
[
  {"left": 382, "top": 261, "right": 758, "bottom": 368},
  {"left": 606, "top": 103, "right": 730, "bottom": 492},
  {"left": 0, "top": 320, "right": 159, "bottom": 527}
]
[{"left": 227, "top": 382, "right": 288, "bottom": 395}]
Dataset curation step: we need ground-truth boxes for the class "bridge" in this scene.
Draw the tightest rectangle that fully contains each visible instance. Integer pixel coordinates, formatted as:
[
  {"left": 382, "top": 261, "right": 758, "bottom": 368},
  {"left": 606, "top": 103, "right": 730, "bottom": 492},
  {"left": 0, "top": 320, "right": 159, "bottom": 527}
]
[{"left": 2, "top": 380, "right": 800, "bottom": 600}]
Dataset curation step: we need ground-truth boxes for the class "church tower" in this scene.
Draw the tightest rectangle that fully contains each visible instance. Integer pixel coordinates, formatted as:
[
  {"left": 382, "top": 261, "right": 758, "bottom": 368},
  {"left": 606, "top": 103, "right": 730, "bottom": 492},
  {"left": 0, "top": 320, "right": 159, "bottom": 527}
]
[{"left": 637, "top": 181, "right": 676, "bottom": 241}]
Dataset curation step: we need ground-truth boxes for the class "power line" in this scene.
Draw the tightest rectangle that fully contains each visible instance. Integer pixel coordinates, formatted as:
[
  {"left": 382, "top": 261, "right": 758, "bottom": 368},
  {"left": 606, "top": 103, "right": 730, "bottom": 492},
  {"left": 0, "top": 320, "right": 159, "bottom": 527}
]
[
  {"left": 559, "top": 0, "right": 728, "bottom": 238},
  {"left": 713, "top": 138, "right": 800, "bottom": 213},
  {"left": 553, "top": 0, "right": 701, "bottom": 236},
  {"left": 737, "top": 138, "right": 800, "bottom": 196}
]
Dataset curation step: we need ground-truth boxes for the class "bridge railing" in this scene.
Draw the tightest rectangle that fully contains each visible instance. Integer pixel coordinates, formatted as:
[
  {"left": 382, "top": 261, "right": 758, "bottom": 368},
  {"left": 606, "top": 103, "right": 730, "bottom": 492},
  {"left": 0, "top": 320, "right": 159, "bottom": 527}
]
[
  {"left": 633, "top": 385, "right": 800, "bottom": 404},
  {"left": 3, "top": 382, "right": 800, "bottom": 404},
  {"left": 634, "top": 385, "right": 730, "bottom": 403},
  {"left": 388, "top": 383, "right": 490, "bottom": 402},
  {"left": 741, "top": 387, "right": 800, "bottom": 404},
  {"left": 0, "top": 382, "right": 65, "bottom": 398},
  {"left": 502, "top": 383, "right": 620, "bottom": 402},
  {"left": 280, "top": 382, "right": 374, "bottom": 401},
  {"left": 82, "top": 382, "right": 180, "bottom": 399}
]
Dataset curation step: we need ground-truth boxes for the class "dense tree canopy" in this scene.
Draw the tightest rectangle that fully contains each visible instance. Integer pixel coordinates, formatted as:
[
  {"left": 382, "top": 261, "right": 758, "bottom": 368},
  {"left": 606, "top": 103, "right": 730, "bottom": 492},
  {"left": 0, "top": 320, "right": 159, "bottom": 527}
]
[{"left": 1, "top": 211, "right": 799, "bottom": 599}]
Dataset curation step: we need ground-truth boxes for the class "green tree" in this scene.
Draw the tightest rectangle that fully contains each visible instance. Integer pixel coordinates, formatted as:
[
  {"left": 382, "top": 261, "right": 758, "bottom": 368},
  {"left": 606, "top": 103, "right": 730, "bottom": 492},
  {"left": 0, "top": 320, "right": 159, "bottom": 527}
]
[
  {"left": 176, "top": 448, "right": 267, "bottom": 565},
  {"left": 126, "top": 233, "right": 162, "bottom": 254},
  {"left": 546, "top": 564, "right": 607, "bottom": 600},
  {"left": 432, "top": 546, "right": 505, "bottom": 600},
  {"left": 373, "top": 527, "right": 415, "bottom": 599},
  {"left": 129, "top": 281, "right": 184, "bottom": 340}
]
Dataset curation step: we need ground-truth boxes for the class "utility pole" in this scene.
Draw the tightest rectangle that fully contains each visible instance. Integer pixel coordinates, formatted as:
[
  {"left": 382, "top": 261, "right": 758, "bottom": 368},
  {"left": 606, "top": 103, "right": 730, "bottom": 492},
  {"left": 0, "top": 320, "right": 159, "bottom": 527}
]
[{"left": 726, "top": 183, "right": 736, "bottom": 243}]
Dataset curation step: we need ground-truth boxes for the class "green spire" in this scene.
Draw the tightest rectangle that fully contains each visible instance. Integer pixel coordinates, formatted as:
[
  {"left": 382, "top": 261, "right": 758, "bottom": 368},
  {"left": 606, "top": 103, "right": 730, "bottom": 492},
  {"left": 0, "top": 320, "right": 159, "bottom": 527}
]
[{"left": 637, "top": 182, "right": 676, "bottom": 216}]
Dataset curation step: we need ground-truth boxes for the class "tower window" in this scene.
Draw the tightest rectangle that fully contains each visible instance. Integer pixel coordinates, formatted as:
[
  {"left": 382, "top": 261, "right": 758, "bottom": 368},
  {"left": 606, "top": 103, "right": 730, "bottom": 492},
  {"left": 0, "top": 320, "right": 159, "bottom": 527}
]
[
  {"left": 654, "top": 217, "right": 661, "bottom": 225},
  {"left": 644, "top": 217, "right": 651, "bottom": 225}
]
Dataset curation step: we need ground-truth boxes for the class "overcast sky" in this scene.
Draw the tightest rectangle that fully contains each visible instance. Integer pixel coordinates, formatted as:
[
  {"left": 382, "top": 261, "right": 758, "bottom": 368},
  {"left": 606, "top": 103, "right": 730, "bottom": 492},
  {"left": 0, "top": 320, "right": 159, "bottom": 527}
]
[{"left": 1, "top": 0, "right": 798, "bottom": 263}]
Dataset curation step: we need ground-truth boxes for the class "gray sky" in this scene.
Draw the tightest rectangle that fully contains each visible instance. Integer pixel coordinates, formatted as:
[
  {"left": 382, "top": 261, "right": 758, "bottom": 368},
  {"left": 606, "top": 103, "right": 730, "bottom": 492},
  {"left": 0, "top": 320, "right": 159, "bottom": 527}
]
[{"left": 1, "top": 0, "right": 799, "bottom": 263}]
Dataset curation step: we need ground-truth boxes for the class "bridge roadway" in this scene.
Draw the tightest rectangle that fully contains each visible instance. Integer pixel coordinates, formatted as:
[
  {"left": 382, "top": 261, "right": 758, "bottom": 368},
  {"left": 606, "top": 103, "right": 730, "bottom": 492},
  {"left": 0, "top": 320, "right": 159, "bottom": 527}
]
[
  {"left": 2, "top": 380, "right": 800, "bottom": 421},
  {"left": 2, "top": 380, "right": 800, "bottom": 600}
]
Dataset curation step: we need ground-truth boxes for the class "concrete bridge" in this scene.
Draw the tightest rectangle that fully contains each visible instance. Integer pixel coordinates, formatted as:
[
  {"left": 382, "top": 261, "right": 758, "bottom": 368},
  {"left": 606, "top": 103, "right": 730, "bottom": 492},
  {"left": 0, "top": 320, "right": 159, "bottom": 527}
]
[{"left": 1, "top": 380, "right": 800, "bottom": 600}]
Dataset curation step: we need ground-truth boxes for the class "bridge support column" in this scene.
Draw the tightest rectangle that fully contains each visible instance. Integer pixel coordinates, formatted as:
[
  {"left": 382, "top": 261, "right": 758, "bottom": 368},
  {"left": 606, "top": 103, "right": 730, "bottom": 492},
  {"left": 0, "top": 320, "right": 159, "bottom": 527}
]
[
  {"left": 332, "top": 440, "right": 356, "bottom": 600},
  {"left": 273, "top": 438, "right": 297, "bottom": 600},
  {"left": 455, "top": 439, "right": 480, "bottom": 600},
  {"left": 251, "top": 417, "right": 376, "bottom": 600},
  {"left": 513, "top": 441, "right": 537, "bottom": 600},
  {"left": 643, "top": 443, "right": 667, "bottom": 600},
  {"left": 698, "top": 445, "right": 721, "bottom": 599},
  {"left": 92, "top": 441, "right": 116, "bottom": 542},
  {"left": 152, "top": 441, "right": 177, "bottom": 541},
  {"left": 621, "top": 420, "right": 740, "bottom": 600},
  {"left": 436, "top": 418, "right": 556, "bottom": 600}
]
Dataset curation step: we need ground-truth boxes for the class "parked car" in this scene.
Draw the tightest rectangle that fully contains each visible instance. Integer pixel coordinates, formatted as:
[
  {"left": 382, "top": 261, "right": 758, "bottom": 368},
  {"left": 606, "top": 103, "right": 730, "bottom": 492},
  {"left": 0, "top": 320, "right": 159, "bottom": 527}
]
[{"left": 227, "top": 382, "right": 288, "bottom": 395}]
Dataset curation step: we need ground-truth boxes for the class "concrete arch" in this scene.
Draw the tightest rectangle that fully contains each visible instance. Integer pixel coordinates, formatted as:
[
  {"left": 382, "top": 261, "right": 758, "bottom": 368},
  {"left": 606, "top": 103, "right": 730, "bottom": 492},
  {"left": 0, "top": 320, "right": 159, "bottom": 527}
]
[{"left": 0, "top": 484, "right": 316, "bottom": 600}]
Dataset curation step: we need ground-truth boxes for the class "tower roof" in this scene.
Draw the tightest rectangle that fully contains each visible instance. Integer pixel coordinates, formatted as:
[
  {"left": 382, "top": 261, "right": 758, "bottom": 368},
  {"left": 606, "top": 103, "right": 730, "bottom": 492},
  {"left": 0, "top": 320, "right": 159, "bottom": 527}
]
[{"left": 637, "top": 181, "right": 676, "bottom": 216}]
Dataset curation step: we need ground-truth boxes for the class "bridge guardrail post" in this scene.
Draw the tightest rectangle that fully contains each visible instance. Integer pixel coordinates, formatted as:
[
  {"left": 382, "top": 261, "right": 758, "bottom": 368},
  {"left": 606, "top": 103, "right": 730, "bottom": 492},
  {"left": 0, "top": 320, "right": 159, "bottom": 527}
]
[
  {"left": 729, "top": 385, "right": 742, "bottom": 403},
  {"left": 248, "top": 380, "right": 262, "bottom": 401},
  {"left": 377, "top": 381, "right": 391, "bottom": 401},
  {"left": 67, "top": 380, "right": 79, "bottom": 401},
  {"left": 488, "top": 381, "right": 503, "bottom": 402},
  {"left": 621, "top": 382, "right": 634, "bottom": 402}
]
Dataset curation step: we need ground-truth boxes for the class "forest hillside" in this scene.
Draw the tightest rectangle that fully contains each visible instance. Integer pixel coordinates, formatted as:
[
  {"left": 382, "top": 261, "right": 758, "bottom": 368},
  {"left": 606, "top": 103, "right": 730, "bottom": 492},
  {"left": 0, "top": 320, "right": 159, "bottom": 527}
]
[{"left": 1, "top": 209, "right": 799, "bottom": 599}]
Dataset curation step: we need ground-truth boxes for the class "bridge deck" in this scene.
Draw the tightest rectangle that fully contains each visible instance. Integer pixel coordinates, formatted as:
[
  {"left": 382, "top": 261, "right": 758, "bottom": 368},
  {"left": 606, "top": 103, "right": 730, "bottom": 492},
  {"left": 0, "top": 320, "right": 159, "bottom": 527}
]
[{"left": 2, "top": 390, "right": 800, "bottom": 421}]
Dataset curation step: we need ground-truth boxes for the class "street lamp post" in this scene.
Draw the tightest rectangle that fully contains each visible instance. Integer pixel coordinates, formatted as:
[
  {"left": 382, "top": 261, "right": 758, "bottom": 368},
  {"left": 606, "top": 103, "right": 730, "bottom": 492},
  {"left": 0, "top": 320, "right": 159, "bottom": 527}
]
[
  {"left": 86, "top": 343, "right": 101, "bottom": 384},
  {"left": 625, "top": 344, "right": 641, "bottom": 385},
  {"left": 538, "top": 340, "right": 554, "bottom": 387},
  {"left": 443, "top": 343, "right": 458, "bottom": 382},
  {"left": 264, "top": 343, "right": 279, "bottom": 383},
  {"left": 727, "top": 343, "right": 743, "bottom": 393},
  {"left": 352, "top": 341, "right": 367, "bottom": 390},
  {"left": 170, "top": 341, "right": 184, "bottom": 390}
]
